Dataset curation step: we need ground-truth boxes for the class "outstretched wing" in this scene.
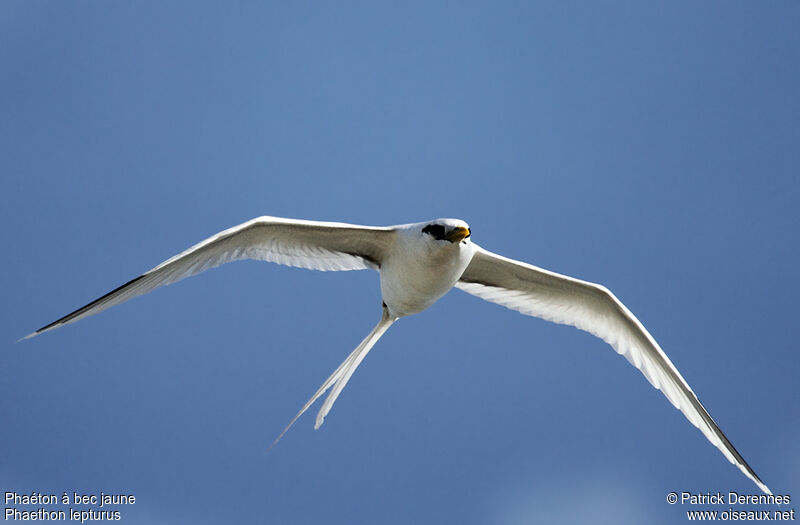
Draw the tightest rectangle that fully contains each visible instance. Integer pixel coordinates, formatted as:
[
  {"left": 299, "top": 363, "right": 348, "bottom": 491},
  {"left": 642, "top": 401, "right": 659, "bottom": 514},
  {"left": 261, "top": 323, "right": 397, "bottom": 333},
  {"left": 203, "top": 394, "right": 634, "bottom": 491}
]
[
  {"left": 456, "top": 245, "right": 770, "bottom": 494},
  {"left": 24, "top": 216, "right": 394, "bottom": 339}
]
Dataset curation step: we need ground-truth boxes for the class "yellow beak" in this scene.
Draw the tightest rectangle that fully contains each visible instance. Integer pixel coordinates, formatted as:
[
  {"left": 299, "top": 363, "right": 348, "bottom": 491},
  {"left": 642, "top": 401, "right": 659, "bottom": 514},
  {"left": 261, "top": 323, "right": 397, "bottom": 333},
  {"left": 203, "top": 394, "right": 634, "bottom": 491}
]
[{"left": 445, "top": 226, "right": 471, "bottom": 243}]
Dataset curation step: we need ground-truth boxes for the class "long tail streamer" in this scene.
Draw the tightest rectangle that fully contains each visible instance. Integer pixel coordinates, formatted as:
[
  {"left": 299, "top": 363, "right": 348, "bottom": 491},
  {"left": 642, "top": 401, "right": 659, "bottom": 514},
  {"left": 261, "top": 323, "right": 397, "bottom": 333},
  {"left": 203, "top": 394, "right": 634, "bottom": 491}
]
[{"left": 268, "top": 308, "right": 396, "bottom": 451}]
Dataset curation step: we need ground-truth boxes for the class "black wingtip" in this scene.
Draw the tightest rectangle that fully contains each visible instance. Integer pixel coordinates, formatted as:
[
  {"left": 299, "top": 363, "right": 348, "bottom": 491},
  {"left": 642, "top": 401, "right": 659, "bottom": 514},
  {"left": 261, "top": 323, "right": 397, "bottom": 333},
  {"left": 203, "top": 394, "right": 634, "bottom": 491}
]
[
  {"left": 19, "top": 274, "right": 149, "bottom": 343},
  {"left": 17, "top": 326, "right": 51, "bottom": 342}
]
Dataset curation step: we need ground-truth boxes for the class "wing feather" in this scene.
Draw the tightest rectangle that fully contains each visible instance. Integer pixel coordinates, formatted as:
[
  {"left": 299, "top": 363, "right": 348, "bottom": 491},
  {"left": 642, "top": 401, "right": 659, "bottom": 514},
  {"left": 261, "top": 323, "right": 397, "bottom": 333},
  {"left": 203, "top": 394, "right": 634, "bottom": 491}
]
[
  {"left": 24, "top": 216, "right": 393, "bottom": 339},
  {"left": 456, "top": 245, "right": 769, "bottom": 494}
]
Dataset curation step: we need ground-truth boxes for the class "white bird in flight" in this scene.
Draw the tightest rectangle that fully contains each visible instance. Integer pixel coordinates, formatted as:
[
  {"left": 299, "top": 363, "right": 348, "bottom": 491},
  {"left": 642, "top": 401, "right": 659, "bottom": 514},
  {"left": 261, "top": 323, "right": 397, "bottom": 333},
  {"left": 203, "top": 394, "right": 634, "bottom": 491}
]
[{"left": 24, "top": 216, "right": 769, "bottom": 493}]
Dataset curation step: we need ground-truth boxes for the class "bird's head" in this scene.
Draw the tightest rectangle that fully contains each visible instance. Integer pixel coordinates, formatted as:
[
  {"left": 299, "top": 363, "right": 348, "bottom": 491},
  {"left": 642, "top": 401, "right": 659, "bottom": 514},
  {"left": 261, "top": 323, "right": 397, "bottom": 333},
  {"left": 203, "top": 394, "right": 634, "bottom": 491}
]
[{"left": 421, "top": 219, "right": 471, "bottom": 244}]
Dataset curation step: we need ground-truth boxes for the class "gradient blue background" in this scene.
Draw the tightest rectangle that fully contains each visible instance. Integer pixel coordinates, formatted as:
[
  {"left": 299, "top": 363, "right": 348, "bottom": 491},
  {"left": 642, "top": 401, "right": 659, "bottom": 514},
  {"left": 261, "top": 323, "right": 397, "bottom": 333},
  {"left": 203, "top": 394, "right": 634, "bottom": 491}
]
[{"left": 2, "top": 2, "right": 798, "bottom": 523}]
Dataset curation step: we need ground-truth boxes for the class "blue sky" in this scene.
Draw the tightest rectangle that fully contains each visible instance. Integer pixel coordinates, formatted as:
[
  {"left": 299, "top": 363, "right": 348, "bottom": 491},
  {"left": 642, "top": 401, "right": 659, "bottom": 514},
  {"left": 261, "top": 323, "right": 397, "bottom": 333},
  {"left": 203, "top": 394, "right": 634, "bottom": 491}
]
[{"left": 2, "top": 2, "right": 798, "bottom": 524}]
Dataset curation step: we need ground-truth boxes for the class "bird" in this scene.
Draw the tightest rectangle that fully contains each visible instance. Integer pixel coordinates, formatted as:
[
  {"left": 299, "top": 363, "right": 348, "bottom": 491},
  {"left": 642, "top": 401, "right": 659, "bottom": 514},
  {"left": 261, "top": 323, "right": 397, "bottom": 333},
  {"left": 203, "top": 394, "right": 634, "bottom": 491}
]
[{"left": 22, "top": 215, "right": 769, "bottom": 493}]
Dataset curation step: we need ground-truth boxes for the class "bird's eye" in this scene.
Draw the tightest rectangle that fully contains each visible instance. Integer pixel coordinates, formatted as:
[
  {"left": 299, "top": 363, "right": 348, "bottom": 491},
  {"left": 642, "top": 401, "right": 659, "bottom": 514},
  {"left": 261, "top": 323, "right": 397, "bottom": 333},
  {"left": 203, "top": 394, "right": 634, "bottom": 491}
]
[{"left": 422, "top": 224, "right": 446, "bottom": 240}]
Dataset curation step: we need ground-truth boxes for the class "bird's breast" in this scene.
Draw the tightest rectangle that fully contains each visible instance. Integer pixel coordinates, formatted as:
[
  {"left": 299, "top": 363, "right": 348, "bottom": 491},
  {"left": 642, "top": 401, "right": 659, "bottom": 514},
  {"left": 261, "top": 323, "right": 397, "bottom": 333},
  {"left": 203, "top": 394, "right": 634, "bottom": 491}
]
[{"left": 379, "top": 237, "right": 474, "bottom": 317}]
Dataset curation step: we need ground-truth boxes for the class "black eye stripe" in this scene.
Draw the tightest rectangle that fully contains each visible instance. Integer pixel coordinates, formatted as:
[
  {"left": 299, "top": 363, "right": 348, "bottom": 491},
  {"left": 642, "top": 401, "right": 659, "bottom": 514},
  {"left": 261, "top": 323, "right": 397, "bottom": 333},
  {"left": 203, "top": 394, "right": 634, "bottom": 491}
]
[{"left": 422, "top": 224, "right": 446, "bottom": 239}]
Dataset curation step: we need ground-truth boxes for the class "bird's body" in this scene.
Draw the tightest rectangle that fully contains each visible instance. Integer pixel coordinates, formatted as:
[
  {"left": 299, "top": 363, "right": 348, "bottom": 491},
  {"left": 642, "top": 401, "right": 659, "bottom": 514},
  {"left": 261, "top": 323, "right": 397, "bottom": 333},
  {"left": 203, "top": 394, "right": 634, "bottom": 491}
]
[
  {"left": 381, "top": 220, "right": 474, "bottom": 316},
  {"left": 23, "top": 215, "right": 770, "bottom": 494}
]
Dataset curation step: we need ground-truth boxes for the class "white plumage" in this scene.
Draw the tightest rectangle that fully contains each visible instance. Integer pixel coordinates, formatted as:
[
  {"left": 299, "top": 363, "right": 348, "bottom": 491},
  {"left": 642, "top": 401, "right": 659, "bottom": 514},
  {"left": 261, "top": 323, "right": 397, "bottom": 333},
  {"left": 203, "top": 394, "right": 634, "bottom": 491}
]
[{"left": 24, "top": 215, "right": 769, "bottom": 494}]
